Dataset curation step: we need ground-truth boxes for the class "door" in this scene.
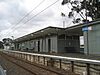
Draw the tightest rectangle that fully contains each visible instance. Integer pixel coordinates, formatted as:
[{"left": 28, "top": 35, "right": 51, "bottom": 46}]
[
  {"left": 38, "top": 41, "right": 40, "bottom": 52},
  {"left": 48, "top": 39, "right": 51, "bottom": 53}
]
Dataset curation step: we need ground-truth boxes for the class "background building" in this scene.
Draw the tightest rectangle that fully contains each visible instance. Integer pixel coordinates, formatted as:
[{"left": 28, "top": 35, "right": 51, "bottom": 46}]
[
  {"left": 14, "top": 26, "right": 80, "bottom": 53},
  {"left": 14, "top": 20, "right": 100, "bottom": 55}
]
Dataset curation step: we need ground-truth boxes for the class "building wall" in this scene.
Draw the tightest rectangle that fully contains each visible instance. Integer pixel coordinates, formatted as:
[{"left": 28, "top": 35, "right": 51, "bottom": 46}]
[
  {"left": 39, "top": 36, "right": 58, "bottom": 53},
  {"left": 84, "top": 23, "right": 100, "bottom": 55},
  {"left": 45, "top": 38, "right": 49, "bottom": 52},
  {"left": 40, "top": 39, "right": 43, "bottom": 52},
  {"left": 58, "top": 35, "right": 80, "bottom": 53},
  {"left": 16, "top": 35, "right": 80, "bottom": 53},
  {"left": 16, "top": 35, "right": 58, "bottom": 53},
  {"left": 58, "top": 39, "right": 66, "bottom": 53},
  {"left": 50, "top": 36, "right": 58, "bottom": 53},
  {"left": 14, "top": 43, "right": 19, "bottom": 50},
  {"left": 42, "top": 38, "right": 47, "bottom": 52}
]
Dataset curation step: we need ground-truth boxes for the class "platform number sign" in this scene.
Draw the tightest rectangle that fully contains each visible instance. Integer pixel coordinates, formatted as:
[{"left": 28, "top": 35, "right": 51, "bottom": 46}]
[
  {"left": 82, "top": 26, "right": 92, "bottom": 32},
  {"left": 82, "top": 27, "right": 88, "bottom": 32}
]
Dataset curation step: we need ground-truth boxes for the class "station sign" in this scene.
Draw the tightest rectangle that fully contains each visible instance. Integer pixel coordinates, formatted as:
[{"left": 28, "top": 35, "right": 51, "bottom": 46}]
[
  {"left": 82, "top": 26, "right": 92, "bottom": 32},
  {"left": 82, "top": 27, "right": 88, "bottom": 31}
]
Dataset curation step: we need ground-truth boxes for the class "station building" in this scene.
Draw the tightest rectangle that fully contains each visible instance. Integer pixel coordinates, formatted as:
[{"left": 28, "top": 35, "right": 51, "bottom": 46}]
[
  {"left": 64, "top": 20, "right": 100, "bottom": 55},
  {"left": 14, "top": 26, "right": 80, "bottom": 53},
  {"left": 14, "top": 20, "right": 100, "bottom": 55}
]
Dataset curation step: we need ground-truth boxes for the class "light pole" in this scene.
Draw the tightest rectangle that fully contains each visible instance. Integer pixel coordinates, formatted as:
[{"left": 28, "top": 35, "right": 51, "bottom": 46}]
[
  {"left": 11, "top": 36, "right": 14, "bottom": 50},
  {"left": 85, "top": 0, "right": 89, "bottom": 55},
  {"left": 11, "top": 36, "right": 14, "bottom": 40},
  {"left": 61, "top": 12, "right": 66, "bottom": 28}
]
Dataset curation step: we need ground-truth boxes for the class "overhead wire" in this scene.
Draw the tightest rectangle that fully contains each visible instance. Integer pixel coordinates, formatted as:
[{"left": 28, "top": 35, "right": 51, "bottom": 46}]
[
  {"left": 6, "top": 0, "right": 60, "bottom": 36},
  {"left": 4, "top": 0, "right": 46, "bottom": 37},
  {"left": 23, "top": 0, "right": 60, "bottom": 24}
]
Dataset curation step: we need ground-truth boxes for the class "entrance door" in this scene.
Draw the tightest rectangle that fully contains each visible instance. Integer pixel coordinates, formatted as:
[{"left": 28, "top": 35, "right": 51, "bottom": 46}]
[
  {"left": 48, "top": 39, "right": 51, "bottom": 53},
  {"left": 38, "top": 41, "right": 40, "bottom": 52}
]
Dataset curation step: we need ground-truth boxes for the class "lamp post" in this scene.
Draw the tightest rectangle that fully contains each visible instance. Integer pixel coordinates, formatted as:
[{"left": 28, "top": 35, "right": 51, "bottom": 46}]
[
  {"left": 85, "top": 0, "right": 89, "bottom": 55},
  {"left": 11, "top": 36, "right": 14, "bottom": 50},
  {"left": 82, "top": 0, "right": 89, "bottom": 55},
  {"left": 11, "top": 36, "right": 14, "bottom": 40},
  {"left": 61, "top": 12, "right": 66, "bottom": 28}
]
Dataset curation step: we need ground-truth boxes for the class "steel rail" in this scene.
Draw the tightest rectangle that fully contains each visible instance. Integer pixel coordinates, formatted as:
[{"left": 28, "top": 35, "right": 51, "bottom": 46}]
[
  {"left": 2, "top": 50, "right": 100, "bottom": 75},
  {"left": 1, "top": 53, "right": 37, "bottom": 75},
  {"left": 1, "top": 52, "right": 70, "bottom": 75}
]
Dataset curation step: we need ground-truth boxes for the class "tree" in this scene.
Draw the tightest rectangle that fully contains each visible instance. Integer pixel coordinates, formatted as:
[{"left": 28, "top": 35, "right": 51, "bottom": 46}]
[
  {"left": 2, "top": 38, "right": 12, "bottom": 46},
  {"left": 61, "top": 0, "right": 100, "bottom": 23},
  {"left": 0, "top": 41, "right": 4, "bottom": 49}
]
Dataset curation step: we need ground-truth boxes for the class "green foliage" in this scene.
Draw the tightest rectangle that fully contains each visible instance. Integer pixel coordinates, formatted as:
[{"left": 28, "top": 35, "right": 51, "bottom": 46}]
[
  {"left": 62, "top": 0, "right": 100, "bottom": 23},
  {"left": 2, "top": 38, "right": 12, "bottom": 46},
  {"left": 0, "top": 41, "right": 4, "bottom": 49}
]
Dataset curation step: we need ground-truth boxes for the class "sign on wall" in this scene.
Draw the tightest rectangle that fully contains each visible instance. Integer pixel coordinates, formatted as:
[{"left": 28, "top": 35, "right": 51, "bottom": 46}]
[{"left": 82, "top": 26, "right": 92, "bottom": 32}]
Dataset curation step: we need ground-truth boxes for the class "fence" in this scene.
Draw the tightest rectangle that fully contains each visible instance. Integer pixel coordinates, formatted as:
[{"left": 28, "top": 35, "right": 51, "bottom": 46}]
[{"left": 1, "top": 50, "right": 100, "bottom": 75}]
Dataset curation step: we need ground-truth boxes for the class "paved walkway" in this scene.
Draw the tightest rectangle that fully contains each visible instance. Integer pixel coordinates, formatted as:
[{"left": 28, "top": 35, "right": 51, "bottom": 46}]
[
  {"left": 54, "top": 53, "right": 100, "bottom": 60},
  {"left": 29, "top": 51, "right": 100, "bottom": 60}
]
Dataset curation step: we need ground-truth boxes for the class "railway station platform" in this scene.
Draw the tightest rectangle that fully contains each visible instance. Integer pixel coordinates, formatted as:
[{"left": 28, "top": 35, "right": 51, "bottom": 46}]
[
  {"left": 0, "top": 50, "right": 100, "bottom": 75},
  {"left": 27, "top": 51, "right": 100, "bottom": 60},
  {"left": 0, "top": 51, "right": 78, "bottom": 75}
]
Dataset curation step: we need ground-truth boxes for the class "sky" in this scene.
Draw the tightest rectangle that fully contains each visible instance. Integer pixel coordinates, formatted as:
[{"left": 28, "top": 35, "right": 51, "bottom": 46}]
[{"left": 0, "top": 0, "right": 82, "bottom": 41}]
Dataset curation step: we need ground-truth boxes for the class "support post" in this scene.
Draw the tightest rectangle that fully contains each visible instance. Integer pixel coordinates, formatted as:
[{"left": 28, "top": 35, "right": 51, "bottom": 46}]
[
  {"left": 38, "top": 56, "right": 40, "bottom": 63},
  {"left": 71, "top": 61, "right": 74, "bottom": 72},
  {"left": 59, "top": 59, "right": 62, "bottom": 69},
  {"left": 86, "top": 63, "right": 90, "bottom": 75},
  {"left": 43, "top": 57, "right": 45, "bottom": 65},
  {"left": 33, "top": 56, "right": 35, "bottom": 62}
]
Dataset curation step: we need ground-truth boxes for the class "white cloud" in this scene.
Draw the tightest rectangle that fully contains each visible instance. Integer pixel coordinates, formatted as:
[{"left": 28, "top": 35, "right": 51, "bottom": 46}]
[{"left": 0, "top": 0, "right": 74, "bottom": 41}]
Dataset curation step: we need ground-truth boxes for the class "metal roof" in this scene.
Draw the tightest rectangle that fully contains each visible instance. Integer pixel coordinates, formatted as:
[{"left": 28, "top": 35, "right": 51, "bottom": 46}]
[
  {"left": 15, "top": 20, "right": 100, "bottom": 42},
  {"left": 15, "top": 26, "right": 65, "bottom": 42},
  {"left": 65, "top": 20, "right": 100, "bottom": 36}
]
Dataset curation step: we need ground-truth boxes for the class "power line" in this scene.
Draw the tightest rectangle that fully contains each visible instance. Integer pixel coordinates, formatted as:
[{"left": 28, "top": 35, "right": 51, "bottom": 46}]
[
  {"left": 7, "top": 0, "right": 60, "bottom": 35},
  {"left": 24, "top": 0, "right": 60, "bottom": 24},
  {"left": 15, "top": 0, "right": 46, "bottom": 25},
  {"left": 4, "top": 0, "right": 45, "bottom": 36}
]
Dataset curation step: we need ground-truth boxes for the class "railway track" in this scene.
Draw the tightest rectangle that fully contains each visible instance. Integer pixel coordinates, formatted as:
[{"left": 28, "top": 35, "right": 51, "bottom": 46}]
[{"left": 1, "top": 53, "right": 78, "bottom": 75}]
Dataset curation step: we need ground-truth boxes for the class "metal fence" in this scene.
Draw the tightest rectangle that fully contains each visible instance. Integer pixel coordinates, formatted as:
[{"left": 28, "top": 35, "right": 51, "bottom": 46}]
[{"left": 2, "top": 50, "right": 100, "bottom": 75}]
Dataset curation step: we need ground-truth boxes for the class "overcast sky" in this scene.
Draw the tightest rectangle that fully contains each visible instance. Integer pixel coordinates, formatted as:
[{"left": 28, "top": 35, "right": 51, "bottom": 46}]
[{"left": 0, "top": 0, "right": 80, "bottom": 41}]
